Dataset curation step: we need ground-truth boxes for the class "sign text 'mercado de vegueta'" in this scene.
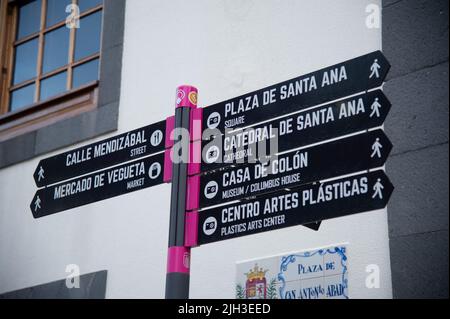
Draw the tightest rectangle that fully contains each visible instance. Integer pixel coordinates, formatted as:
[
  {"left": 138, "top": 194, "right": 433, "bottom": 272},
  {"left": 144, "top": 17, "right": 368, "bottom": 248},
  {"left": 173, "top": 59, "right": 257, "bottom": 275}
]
[
  {"left": 203, "top": 51, "right": 390, "bottom": 132},
  {"left": 33, "top": 120, "right": 166, "bottom": 188},
  {"left": 201, "top": 90, "right": 391, "bottom": 172},
  {"left": 31, "top": 152, "right": 165, "bottom": 218}
]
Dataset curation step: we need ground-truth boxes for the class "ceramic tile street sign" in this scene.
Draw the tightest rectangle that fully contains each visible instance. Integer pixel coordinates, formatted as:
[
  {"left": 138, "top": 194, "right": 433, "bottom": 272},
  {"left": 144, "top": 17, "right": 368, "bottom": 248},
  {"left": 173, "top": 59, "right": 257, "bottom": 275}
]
[
  {"left": 202, "top": 89, "right": 390, "bottom": 172},
  {"left": 33, "top": 121, "right": 166, "bottom": 188},
  {"left": 200, "top": 129, "right": 392, "bottom": 208},
  {"left": 198, "top": 170, "right": 394, "bottom": 245},
  {"left": 235, "top": 245, "right": 348, "bottom": 299},
  {"left": 30, "top": 152, "right": 165, "bottom": 218},
  {"left": 202, "top": 51, "right": 390, "bottom": 133}
]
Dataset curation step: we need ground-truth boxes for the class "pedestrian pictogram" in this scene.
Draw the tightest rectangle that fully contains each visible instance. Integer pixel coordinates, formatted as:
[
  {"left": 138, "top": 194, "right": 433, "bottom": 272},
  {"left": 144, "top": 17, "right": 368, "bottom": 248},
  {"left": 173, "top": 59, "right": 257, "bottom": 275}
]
[
  {"left": 37, "top": 166, "right": 45, "bottom": 182},
  {"left": 373, "top": 178, "right": 385, "bottom": 199},
  {"left": 34, "top": 196, "right": 41, "bottom": 212},
  {"left": 370, "top": 97, "right": 382, "bottom": 118},
  {"left": 370, "top": 59, "right": 381, "bottom": 79},
  {"left": 371, "top": 138, "right": 383, "bottom": 159}
]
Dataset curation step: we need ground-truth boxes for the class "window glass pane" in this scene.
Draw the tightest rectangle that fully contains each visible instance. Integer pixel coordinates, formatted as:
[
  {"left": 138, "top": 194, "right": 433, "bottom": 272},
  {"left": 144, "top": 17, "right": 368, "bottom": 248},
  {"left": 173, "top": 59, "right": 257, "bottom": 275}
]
[
  {"left": 73, "top": 59, "right": 99, "bottom": 88},
  {"left": 78, "top": 0, "right": 103, "bottom": 13},
  {"left": 43, "top": 26, "right": 70, "bottom": 74},
  {"left": 40, "top": 72, "right": 67, "bottom": 101},
  {"left": 13, "top": 39, "right": 39, "bottom": 85},
  {"left": 46, "top": 0, "right": 71, "bottom": 28},
  {"left": 10, "top": 84, "right": 36, "bottom": 112},
  {"left": 75, "top": 11, "right": 102, "bottom": 61},
  {"left": 17, "top": 0, "right": 42, "bottom": 40}
]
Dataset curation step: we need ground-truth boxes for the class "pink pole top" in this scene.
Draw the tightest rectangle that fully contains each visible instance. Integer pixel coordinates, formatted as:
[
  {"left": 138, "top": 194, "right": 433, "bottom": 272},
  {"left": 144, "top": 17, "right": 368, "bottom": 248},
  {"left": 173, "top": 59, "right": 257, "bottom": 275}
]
[{"left": 176, "top": 85, "right": 198, "bottom": 108}]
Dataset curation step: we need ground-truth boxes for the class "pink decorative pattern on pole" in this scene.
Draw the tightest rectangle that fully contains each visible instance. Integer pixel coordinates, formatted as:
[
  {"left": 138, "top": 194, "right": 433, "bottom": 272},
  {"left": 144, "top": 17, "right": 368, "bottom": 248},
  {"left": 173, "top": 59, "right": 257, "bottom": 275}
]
[
  {"left": 190, "top": 108, "right": 203, "bottom": 141},
  {"left": 188, "top": 141, "right": 201, "bottom": 176},
  {"left": 176, "top": 85, "right": 198, "bottom": 109},
  {"left": 167, "top": 246, "right": 190, "bottom": 274},
  {"left": 165, "top": 85, "right": 200, "bottom": 299},
  {"left": 186, "top": 175, "right": 200, "bottom": 211},
  {"left": 163, "top": 149, "right": 173, "bottom": 183},
  {"left": 185, "top": 211, "right": 199, "bottom": 248},
  {"left": 165, "top": 116, "right": 175, "bottom": 149}
]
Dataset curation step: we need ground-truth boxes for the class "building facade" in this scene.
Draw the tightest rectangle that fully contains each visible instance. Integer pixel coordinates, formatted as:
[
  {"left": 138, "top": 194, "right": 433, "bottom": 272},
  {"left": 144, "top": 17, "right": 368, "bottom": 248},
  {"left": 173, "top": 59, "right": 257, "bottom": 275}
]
[{"left": 0, "top": 0, "right": 448, "bottom": 299}]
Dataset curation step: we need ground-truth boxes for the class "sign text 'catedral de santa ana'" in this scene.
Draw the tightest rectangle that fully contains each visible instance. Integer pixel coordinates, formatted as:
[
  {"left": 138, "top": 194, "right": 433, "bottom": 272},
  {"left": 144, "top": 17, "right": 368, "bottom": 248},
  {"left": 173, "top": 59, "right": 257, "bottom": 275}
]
[{"left": 202, "top": 89, "right": 391, "bottom": 172}]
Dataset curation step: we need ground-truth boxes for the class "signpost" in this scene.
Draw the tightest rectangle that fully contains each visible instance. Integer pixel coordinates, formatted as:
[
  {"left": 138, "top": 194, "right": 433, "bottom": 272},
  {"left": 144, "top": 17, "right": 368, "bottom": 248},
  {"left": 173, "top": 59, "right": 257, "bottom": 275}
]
[
  {"left": 202, "top": 51, "right": 390, "bottom": 133},
  {"left": 30, "top": 152, "right": 165, "bottom": 218},
  {"left": 198, "top": 170, "right": 394, "bottom": 245},
  {"left": 33, "top": 121, "right": 166, "bottom": 188},
  {"left": 202, "top": 90, "right": 391, "bottom": 172},
  {"left": 199, "top": 129, "right": 392, "bottom": 208},
  {"left": 27, "top": 50, "right": 394, "bottom": 300},
  {"left": 165, "top": 85, "right": 199, "bottom": 299}
]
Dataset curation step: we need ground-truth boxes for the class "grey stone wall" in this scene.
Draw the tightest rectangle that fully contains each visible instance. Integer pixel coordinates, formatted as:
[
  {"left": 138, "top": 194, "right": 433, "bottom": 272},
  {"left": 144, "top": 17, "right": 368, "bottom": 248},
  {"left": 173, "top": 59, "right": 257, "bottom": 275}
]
[
  {"left": 383, "top": 0, "right": 449, "bottom": 298},
  {"left": 0, "top": 271, "right": 107, "bottom": 299}
]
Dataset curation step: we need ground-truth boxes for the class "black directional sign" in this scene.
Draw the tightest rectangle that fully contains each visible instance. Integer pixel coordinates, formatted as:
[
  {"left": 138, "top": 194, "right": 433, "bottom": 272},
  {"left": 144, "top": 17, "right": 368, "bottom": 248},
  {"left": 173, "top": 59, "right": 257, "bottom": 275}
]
[
  {"left": 33, "top": 121, "right": 166, "bottom": 187},
  {"left": 203, "top": 51, "right": 390, "bottom": 133},
  {"left": 200, "top": 129, "right": 392, "bottom": 208},
  {"left": 202, "top": 89, "right": 390, "bottom": 172},
  {"left": 30, "top": 153, "right": 165, "bottom": 218},
  {"left": 198, "top": 170, "right": 394, "bottom": 245}
]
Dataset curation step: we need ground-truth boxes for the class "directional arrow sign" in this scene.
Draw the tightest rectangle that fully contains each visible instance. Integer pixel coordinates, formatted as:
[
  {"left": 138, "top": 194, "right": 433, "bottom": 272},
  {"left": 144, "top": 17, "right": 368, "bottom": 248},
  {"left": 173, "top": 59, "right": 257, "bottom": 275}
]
[
  {"left": 33, "top": 121, "right": 166, "bottom": 188},
  {"left": 200, "top": 129, "right": 392, "bottom": 208},
  {"left": 203, "top": 51, "right": 390, "bottom": 132},
  {"left": 198, "top": 170, "right": 394, "bottom": 245},
  {"left": 202, "top": 89, "right": 391, "bottom": 172},
  {"left": 30, "top": 152, "right": 165, "bottom": 219}
]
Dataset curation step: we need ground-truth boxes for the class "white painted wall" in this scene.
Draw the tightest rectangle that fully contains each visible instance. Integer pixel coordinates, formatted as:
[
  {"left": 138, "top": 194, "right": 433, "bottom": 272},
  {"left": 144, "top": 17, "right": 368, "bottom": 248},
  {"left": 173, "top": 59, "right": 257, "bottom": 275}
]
[{"left": 0, "top": 0, "right": 390, "bottom": 299}]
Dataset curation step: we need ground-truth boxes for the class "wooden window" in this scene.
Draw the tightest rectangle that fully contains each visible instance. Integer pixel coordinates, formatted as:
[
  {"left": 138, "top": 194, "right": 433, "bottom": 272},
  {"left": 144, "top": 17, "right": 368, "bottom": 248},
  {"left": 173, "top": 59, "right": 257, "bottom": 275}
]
[{"left": 0, "top": 0, "right": 103, "bottom": 142}]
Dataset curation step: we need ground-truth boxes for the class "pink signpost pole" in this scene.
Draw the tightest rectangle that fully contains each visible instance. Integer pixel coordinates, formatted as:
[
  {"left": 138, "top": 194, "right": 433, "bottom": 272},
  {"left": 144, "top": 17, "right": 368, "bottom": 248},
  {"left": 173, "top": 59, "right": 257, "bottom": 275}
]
[{"left": 165, "top": 85, "right": 198, "bottom": 299}]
